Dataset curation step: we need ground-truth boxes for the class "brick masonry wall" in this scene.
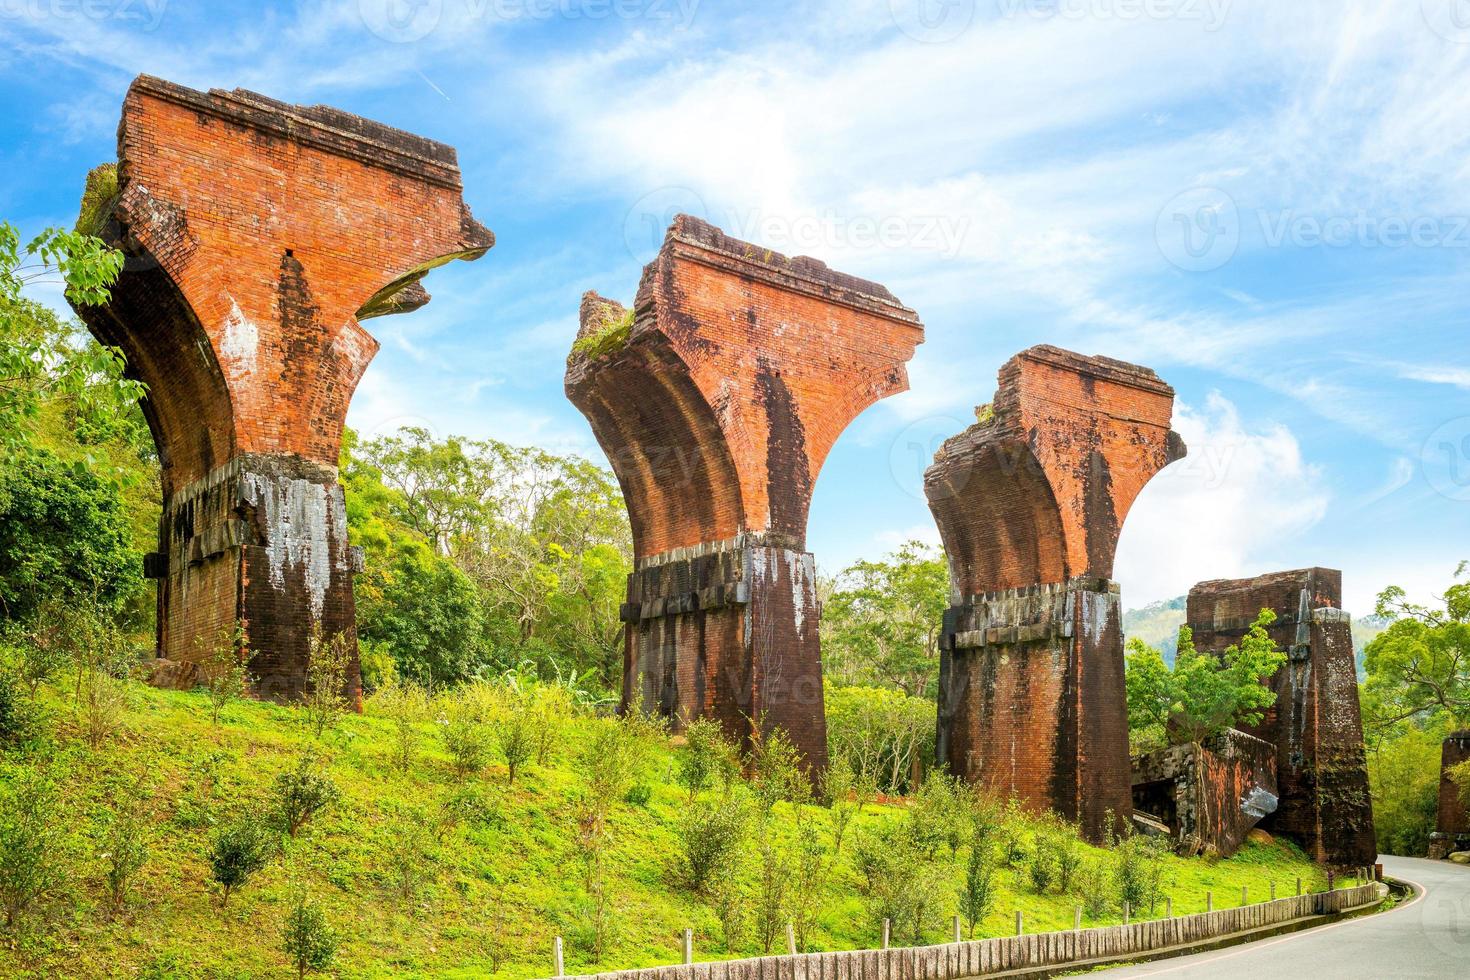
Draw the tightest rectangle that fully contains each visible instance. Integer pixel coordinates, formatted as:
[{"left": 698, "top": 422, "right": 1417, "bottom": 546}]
[
  {"left": 927, "top": 348, "right": 1184, "bottom": 841},
  {"left": 1132, "top": 729, "right": 1279, "bottom": 858},
  {"left": 544, "top": 884, "right": 1380, "bottom": 980},
  {"left": 1436, "top": 731, "right": 1470, "bottom": 836},
  {"left": 1186, "top": 569, "right": 1377, "bottom": 867},
  {"left": 72, "top": 74, "right": 493, "bottom": 701},
  {"left": 566, "top": 216, "right": 924, "bottom": 769}
]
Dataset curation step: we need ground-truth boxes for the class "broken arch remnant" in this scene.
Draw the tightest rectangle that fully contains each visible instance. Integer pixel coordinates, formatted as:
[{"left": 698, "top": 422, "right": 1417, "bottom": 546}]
[
  {"left": 565, "top": 215, "right": 924, "bottom": 770},
  {"left": 1187, "top": 568, "right": 1377, "bottom": 867},
  {"left": 928, "top": 346, "right": 1186, "bottom": 842},
  {"left": 71, "top": 75, "right": 493, "bottom": 703}
]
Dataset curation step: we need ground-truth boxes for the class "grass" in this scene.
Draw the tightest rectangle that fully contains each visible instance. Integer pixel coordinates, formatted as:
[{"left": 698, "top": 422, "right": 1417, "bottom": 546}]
[
  {"left": 0, "top": 682, "right": 1332, "bottom": 979},
  {"left": 570, "top": 304, "right": 634, "bottom": 361},
  {"left": 75, "top": 164, "right": 119, "bottom": 237}
]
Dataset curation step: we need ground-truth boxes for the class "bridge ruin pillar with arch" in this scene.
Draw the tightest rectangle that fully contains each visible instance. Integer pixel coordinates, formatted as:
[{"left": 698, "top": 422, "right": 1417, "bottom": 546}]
[
  {"left": 926, "top": 346, "right": 1185, "bottom": 841},
  {"left": 565, "top": 215, "right": 924, "bottom": 771},
  {"left": 1187, "top": 568, "right": 1378, "bottom": 866},
  {"left": 71, "top": 75, "right": 494, "bottom": 703}
]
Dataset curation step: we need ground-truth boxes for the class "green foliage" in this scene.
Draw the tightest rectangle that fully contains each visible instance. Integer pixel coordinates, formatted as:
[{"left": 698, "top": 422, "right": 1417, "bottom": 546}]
[
  {"left": 498, "top": 691, "right": 535, "bottom": 786},
  {"left": 570, "top": 303, "right": 635, "bottom": 360},
  {"left": 198, "top": 622, "right": 249, "bottom": 726},
  {"left": 208, "top": 818, "right": 273, "bottom": 906},
  {"left": 75, "top": 164, "right": 119, "bottom": 237},
  {"left": 1077, "top": 858, "right": 1114, "bottom": 918},
  {"left": 1, "top": 223, "right": 134, "bottom": 460},
  {"left": 303, "top": 627, "right": 352, "bottom": 739},
  {"left": 369, "top": 678, "right": 430, "bottom": 773},
  {"left": 1366, "top": 719, "right": 1446, "bottom": 856},
  {"left": 272, "top": 756, "right": 340, "bottom": 837},
  {"left": 853, "top": 819, "right": 951, "bottom": 946},
  {"left": 678, "top": 796, "right": 749, "bottom": 892},
  {"left": 1125, "top": 611, "right": 1287, "bottom": 748},
  {"left": 99, "top": 793, "right": 151, "bottom": 916},
  {"left": 677, "top": 716, "right": 740, "bottom": 801},
  {"left": 825, "top": 684, "right": 934, "bottom": 795},
  {"left": 1362, "top": 565, "right": 1470, "bottom": 728},
  {"left": 0, "top": 447, "right": 142, "bottom": 622},
  {"left": 821, "top": 541, "right": 948, "bottom": 697},
  {"left": 0, "top": 765, "right": 69, "bottom": 931},
  {"left": 282, "top": 892, "right": 338, "bottom": 979},
  {"left": 958, "top": 825, "right": 998, "bottom": 937},
  {"left": 751, "top": 725, "right": 811, "bottom": 812}
]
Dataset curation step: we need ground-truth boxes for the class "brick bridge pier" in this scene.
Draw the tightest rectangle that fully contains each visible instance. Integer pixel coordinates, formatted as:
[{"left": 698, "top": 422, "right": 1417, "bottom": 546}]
[
  {"left": 927, "top": 347, "right": 1185, "bottom": 841},
  {"left": 565, "top": 215, "right": 923, "bottom": 770},
  {"left": 71, "top": 75, "right": 493, "bottom": 702}
]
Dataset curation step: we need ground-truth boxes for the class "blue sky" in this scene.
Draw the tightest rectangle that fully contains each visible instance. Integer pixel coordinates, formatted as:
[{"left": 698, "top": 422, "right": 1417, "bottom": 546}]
[{"left": 4, "top": 0, "right": 1469, "bottom": 613}]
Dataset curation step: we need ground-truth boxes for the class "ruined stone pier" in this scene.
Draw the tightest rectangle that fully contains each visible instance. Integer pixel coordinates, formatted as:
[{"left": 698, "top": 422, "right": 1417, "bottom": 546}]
[
  {"left": 565, "top": 215, "right": 924, "bottom": 769},
  {"left": 1430, "top": 731, "right": 1470, "bottom": 858},
  {"left": 1186, "top": 568, "right": 1377, "bottom": 866},
  {"left": 927, "top": 347, "right": 1185, "bottom": 841},
  {"left": 72, "top": 75, "right": 493, "bottom": 702}
]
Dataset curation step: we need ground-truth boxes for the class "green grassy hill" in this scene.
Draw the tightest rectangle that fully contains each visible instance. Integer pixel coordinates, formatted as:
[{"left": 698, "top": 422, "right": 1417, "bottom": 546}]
[{"left": 0, "top": 682, "right": 1331, "bottom": 980}]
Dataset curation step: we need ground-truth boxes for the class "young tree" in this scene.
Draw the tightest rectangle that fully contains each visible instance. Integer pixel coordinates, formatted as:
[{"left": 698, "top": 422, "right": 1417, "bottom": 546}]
[
  {"left": 1125, "top": 610, "right": 1287, "bottom": 747},
  {"left": 208, "top": 818, "right": 273, "bottom": 907},
  {"left": 0, "top": 766, "right": 69, "bottom": 931},
  {"left": 199, "top": 622, "right": 249, "bottom": 725},
  {"left": 282, "top": 892, "right": 338, "bottom": 979},
  {"left": 272, "top": 757, "right": 340, "bottom": 838},
  {"left": 99, "top": 797, "right": 151, "bottom": 917},
  {"left": 497, "top": 694, "right": 534, "bottom": 786},
  {"left": 678, "top": 717, "right": 739, "bottom": 802},
  {"left": 957, "top": 826, "right": 998, "bottom": 938},
  {"left": 303, "top": 626, "right": 352, "bottom": 739},
  {"left": 821, "top": 541, "right": 948, "bottom": 697}
]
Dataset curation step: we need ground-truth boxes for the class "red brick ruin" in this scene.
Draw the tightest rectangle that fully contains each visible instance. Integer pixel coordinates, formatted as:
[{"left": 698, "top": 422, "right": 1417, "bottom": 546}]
[
  {"left": 71, "top": 76, "right": 493, "bottom": 702},
  {"left": 927, "top": 347, "right": 1186, "bottom": 841},
  {"left": 565, "top": 215, "right": 924, "bottom": 769},
  {"left": 1186, "top": 568, "right": 1377, "bottom": 867},
  {"left": 1429, "top": 732, "right": 1470, "bottom": 858},
  {"left": 1132, "top": 729, "right": 1279, "bottom": 859}
]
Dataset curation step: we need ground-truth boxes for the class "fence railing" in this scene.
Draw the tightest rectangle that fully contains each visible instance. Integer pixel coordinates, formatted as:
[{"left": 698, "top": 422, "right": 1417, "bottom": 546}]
[{"left": 546, "top": 881, "right": 1381, "bottom": 980}]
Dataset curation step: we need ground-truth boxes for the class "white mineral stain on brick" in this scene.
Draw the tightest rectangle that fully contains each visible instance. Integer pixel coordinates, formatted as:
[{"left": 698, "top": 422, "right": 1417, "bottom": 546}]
[
  {"left": 219, "top": 299, "right": 259, "bottom": 377},
  {"left": 331, "top": 321, "right": 373, "bottom": 381},
  {"left": 242, "top": 471, "right": 344, "bottom": 620}
]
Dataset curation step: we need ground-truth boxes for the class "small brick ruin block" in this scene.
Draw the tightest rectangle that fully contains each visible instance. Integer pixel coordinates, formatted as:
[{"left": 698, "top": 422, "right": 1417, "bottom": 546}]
[
  {"left": 927, "top": 346, "right": 1185, "bottom": 841},
  {"left": 1132, "top": 728, "right": 1279, "bottom": 858},
  {"left": 1430, "top": 731, "right": 1470, "bottom": 859},
  {"left": 71, "top": 75, "right": 493, "bottom": 703},
  {"left": 565, "top": 215, "right": 924, "bottom": 770},
  {"left": 1186, "top": 568, "right": 1377, "bottom": 867}
]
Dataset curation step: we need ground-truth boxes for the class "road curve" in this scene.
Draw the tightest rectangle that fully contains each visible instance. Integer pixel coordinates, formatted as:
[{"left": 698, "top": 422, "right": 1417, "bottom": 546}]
[{"left": 1092, "top": 856, "right": 1470, "bottom": 979}]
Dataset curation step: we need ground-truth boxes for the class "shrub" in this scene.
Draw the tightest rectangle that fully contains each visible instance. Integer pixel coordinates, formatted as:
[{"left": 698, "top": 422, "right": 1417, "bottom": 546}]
[
  {"left": 1053, "top": 824, "right": 1083, "bottom": 893},
  {"left": 272, "top": 757, "right": 340, "bottom": 837},
  {"left": 678, "top": 717, "right": 739, "bottom": 801},
  {"left": 303, "top": 626, "right": 352, "bottom": 739},
  {"left": 958, "top": 827, "right": 998, "bottom": 937},
  {"left": 623, "top": 783, "right": 652, "bottom": 806},
  {"left": 854, "top": 821, "right": 950, "bottom": 945},
  {"left": 438, "top": 693, "right": 491, "bottom": 780},
  {"left": 1078, "top": 858, "right": 1114, "bottom": 918},
  {"left": 78, "top": 666, "right": 130, "bottom": 748},
  {"left": 382, "top": 811, "right": 434, "bottom": 903},
  {"left": 820, "top": 756, "right": 872, "bottom": 857},
  {"left": 208, "top": 818, "right": 273, "bottom": 906},
  {"left": 369, "top": 679, "right": 429, "bottom": 774},
  {"left": 751, "top": 725, "right": 810, "bottom": 813},
  {"left": 908, "top": 772, "right": 964, "bottom": 858},
  {"left": 0, "top": 766, "right": 69, "bottom": 931},
  {"left": 0, "top": 667, "right": 33, "bottom": 746},
  {"left": 282, "top": 892, "right": 338, "bottom": 979},
  {"left": 198, "top": 622, "right": 248, "bottom": 725},
  {"left": 100, "top": 801, "right": 150, "bottom": 916},
  {"left": 498, "top": 695, "right": 534, "bottom": 786},
  {"left": 527, "top": 682, "right": 572, "bottom": 765},
  {"left": 1029, "top": 832, "right": 1059, "bottom": 894},
  {"left": 677, "top": 797, "right": 748, "bottom": 892}
]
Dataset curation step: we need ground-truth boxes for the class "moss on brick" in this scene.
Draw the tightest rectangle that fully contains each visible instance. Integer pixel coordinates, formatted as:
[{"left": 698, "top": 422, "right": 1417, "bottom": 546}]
[
  {"left": 76, "top": 163, "right": 119, "bottom": 236},
  {"left": 571, "top": 303, "right": 635, "bottom": 360}
]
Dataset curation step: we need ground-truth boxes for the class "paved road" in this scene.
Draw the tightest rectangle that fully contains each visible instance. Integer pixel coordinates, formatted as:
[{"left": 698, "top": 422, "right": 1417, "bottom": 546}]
[{"left": 1093, "top": 856, "right": 1470, "bottom": 979}]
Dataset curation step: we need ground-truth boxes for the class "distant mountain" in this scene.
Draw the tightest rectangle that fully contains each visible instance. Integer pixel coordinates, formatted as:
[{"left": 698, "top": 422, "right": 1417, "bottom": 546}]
[{"left": 1124, "top": 597, "right": 1391, "bottom": 674}]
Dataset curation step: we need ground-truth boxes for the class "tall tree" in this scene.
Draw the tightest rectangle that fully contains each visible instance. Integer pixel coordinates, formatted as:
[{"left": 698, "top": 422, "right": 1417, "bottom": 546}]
[
  {"left": 821, "top": 542, "right": 948, "bottom": 698},
  {"left": 1362, "top": 564, "right": 1470, "bottom": 729}
]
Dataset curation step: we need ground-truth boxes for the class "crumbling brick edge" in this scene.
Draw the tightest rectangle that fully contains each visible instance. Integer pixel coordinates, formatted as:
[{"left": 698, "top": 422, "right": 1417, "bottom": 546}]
[{"left": 536, "top": 883, "right": 1385, "bottom": 980}]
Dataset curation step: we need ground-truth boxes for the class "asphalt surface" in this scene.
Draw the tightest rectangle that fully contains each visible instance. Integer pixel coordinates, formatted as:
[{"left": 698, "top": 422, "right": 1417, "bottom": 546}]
[{"left": 1092, "top": 856, "right": 1470, "bottom": 979}]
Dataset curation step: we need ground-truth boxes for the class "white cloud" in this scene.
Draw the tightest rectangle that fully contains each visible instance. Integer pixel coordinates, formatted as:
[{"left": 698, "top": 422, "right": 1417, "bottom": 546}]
[{"left": 1115, "top": 392, "right": 1330, "bottom": 605}]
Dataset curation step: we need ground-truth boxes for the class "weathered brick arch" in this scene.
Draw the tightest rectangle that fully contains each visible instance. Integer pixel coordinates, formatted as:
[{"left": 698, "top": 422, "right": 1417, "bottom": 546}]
[
  {"left": 927, "top": 347, "right": 1186, "bottom": 841},
  {"left": 566, "top": 216, "right": 924, "bottom": 769},
  {"left": 71, "top": 76, "right": 493, "bottom": 702}
]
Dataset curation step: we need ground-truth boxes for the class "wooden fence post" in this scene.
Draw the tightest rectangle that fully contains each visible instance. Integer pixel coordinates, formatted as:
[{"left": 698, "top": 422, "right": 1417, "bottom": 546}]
[
  {"left": 1206, "top": 891, "right": 1213, "bottom": 913},
  {"left": 1074, "top": 907, "right": 1082, "bottom": 931},
  {"left": 1123, "top": 902, "right": 1130, "bottom": 925},
  {"left": 1296, "top": 877, "right": 1302, "bottom": 897},
  {"left": 683, "top": 928, "right": 693, "bottom": 965},
  {"left": 786, "top": 923, "right": 797, "bottom": 955},
  {"left": 1270, "top": 882, "right": 1276, "bottom": 901},
  {"left": 953, "top": 916, "right": 962, "bottom": 943},
  {"left": 1016, "top": 910, "right": 1024, "bottom": 936},
  {"left": 1241, "top": 885, "right": 1248, "bottom": 907},
  {"left": 1166, "top": 897, "right": 1173, "bottom": 918},
  {"left": 554, "top": 936, "right": 565, "bottom": 978},
  {"left": 882, "top": 919, "right": 891, "bottom": 950}
]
